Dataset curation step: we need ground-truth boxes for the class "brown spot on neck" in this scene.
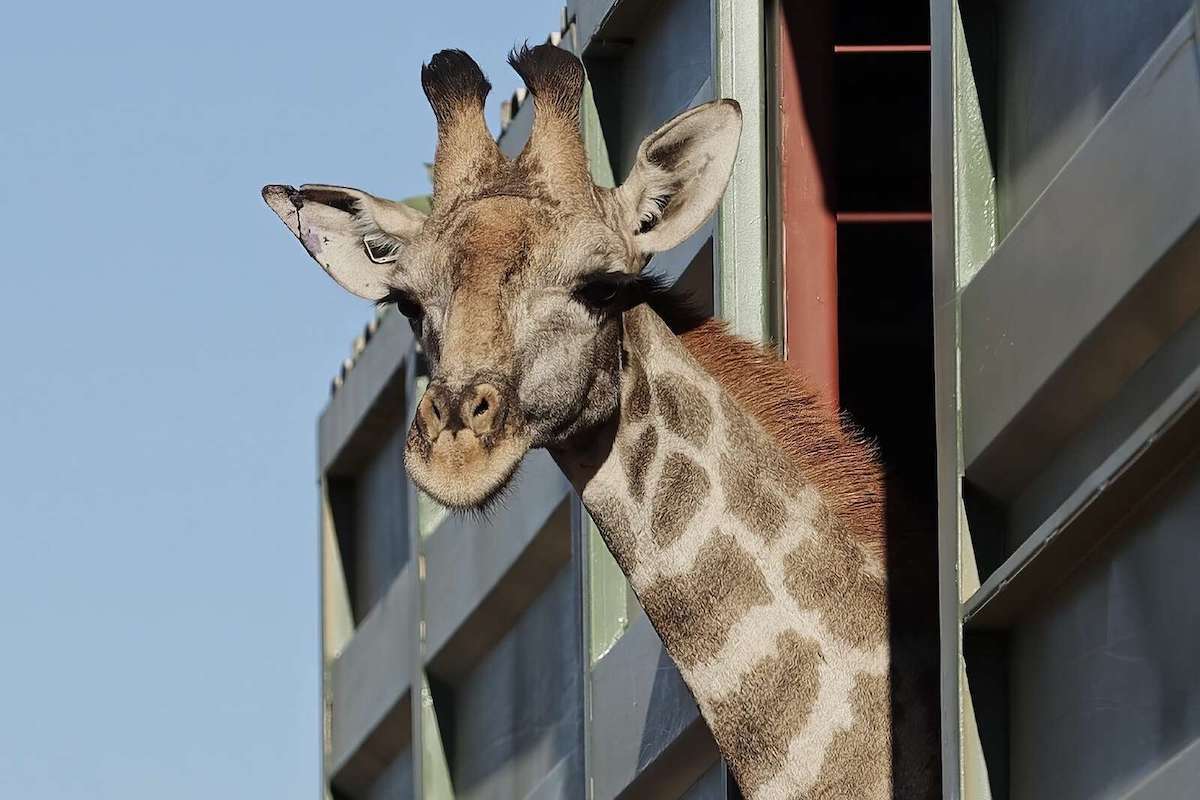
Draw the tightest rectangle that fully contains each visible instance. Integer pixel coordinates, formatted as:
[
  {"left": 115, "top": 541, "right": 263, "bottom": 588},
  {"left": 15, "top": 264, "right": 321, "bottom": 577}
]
[
  {"left": 650, "top": 452, "right": 709, "bottom": 546},
  {"left": 807, "top": 671, "right": 892, "bottom": 799},
  {"left": 639, "top": 529, "right": 771, "bottom": 669},
  {"left": 678, "top": 319, "right": 887, "bottom": 556},
  {"left": 784, "top": 510, "right": 888, "bottom": 648},
  {"left": 710, "top": 630, "right": 823, "bottom": 794},
  {"left": 653, "top": 374, "right": 712, "bottom": 448},
  {"left": 620, "top": 424, "right": 658, "bottom": 502}
]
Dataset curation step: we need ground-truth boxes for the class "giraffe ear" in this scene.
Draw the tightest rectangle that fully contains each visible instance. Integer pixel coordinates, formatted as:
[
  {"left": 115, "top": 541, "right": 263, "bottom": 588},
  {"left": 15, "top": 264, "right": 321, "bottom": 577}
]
[
  {"left": 616, "top": 99, "right": 742, "bottom": 255},
  {"left": 261, "top": 184, "right": 426, "bottom": 300}
]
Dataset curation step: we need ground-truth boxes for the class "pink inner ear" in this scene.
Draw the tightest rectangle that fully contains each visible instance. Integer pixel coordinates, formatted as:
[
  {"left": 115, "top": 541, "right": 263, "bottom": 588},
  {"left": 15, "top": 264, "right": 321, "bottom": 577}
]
[{"left": 301, "top": 223, "right": 323, "bottom": 256}]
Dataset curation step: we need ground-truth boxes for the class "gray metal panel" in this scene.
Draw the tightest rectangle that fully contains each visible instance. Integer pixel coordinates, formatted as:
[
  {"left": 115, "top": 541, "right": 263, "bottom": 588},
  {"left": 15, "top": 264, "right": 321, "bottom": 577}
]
[
  {"left": 497, "top": 91, "right": 534, "bottom": 159},
  {"left": 964, "top": 362, "right": 1200, "bottom": 629},
  {"left": 988, "top": 0, "right": 1194, "bottom": 233},
  {"left": 448, "top": 565, "right": 584, "bottom": 800},
  {"left": 1007, "top": 451, "right": 1200, "bottom": 800},
  {"left": 960, "top": 12, "right": 1200, "bottom": 501},
  {"left": 318, "top": 309, "right": 412, "bottom": 476},
  {"left": 422, "top": 451, "right": 572, "bottom": 679},
  {"left": 589, "top": 610, "right": 719, "bottom": 800},
  {"left": 592, "top": 0, "right": 711, "bottom": 179},
  {"left": 362, "top": 746, "right": 414, "bottom": 800},
  {"left": 1006, "top": 310, "right": 1200, "bottom": 554},
  {"left": 572, "top": 0, "right": 621, "bottom": 54},
  {"left": 522, "top": 753, "right": 584, "bottom": 800},
  {"left": 400, "top": 351, "right": 424, "bottom": 798},
  {"left": 679, "top": 761, "right": 728, "bottom": 800},
  {"left": 329, "top": 564, "right": 418, "bottom": 795},
  {"left": 1122, "top": 738, "right": 1200, "bottom": 800},
  {"left": 351, "top": 423, "right": 411, "bottom": 618}
]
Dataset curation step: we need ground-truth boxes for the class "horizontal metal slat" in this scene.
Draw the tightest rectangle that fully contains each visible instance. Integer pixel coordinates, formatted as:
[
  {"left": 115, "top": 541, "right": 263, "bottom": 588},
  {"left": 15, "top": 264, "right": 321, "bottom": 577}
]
[
  {"left": 963, "top": 363, "right": 1200, "bottom": 629},
  {"left": 836, "top": 212, "right": 932, "bottom": 223},
  {"left": 833, "top": 44, "right": 931, "bottom": 53},
  {"left": 328, "top": 563, "right": 418, "bottom": 795},
  {"left": 588, "top": 611, "right": 719, "bottom": 799},
  {"left": 1120, "top": 737, "right": 1200, "bottom": 800},
  {"left": 422, "top": 451, "right": 572, "bottom": 681},
  {"left": 318, "top": 309, "right": 413, "bottom": 477}
]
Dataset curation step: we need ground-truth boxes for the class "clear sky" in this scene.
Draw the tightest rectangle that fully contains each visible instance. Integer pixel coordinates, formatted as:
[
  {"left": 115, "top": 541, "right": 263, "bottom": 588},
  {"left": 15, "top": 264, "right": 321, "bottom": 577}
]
[{"left": 0, "top": 1, "right": 562, "bottom": 796}]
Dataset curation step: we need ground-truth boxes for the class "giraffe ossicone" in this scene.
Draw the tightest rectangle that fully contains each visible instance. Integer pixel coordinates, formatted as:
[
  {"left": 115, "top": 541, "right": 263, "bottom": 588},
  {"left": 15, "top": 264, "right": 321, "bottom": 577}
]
[{"left": 263, "top": 44, "right": 938, "bottom": 800}]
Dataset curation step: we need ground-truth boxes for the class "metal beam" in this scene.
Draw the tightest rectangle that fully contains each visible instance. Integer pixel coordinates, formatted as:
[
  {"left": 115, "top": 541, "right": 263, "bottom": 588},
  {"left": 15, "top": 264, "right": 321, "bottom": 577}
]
[{"left": 775, "top": 0, "right": 839, "bottom": 399}]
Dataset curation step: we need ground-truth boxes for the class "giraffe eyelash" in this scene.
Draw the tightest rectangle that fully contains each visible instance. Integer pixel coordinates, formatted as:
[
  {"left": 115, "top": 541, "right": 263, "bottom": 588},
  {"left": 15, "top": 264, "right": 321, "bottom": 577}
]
[
  {"left": 572, "top": 270, "right": 706, "bottom": 332},
  {"left": 571, "top": 270, "right": 676, "bottom": 311},
  {"left": 376, "top": 287, "right": 423, "bottom": 320}
]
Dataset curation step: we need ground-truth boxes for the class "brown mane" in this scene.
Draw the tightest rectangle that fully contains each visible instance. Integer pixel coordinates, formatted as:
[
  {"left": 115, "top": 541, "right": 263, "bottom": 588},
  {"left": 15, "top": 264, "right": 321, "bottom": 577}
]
[{"left": 679, "top": 319, "right": 887, "bottom": 555}]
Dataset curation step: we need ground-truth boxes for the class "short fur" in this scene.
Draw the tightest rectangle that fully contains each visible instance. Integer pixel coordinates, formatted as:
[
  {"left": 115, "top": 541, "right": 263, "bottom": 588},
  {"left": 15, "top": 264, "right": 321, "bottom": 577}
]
[
  {"left": 507, "top": 43, "right": 585, "bottom": 120},
  {"left": 679, "top": 320, "right": 888, "bottom": 556},
  {"left": 421, "top": 49, "right": 492, "bottom": 123},
  {"left": 638, "top": 281, "right": 885, "bottom": 554},
  {"left": 507, "top": 43, "right": 592, "bottom": 200}
]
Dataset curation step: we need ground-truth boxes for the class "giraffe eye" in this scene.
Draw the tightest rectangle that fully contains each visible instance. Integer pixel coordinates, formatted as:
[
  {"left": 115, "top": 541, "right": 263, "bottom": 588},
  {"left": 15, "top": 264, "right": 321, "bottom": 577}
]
[
  {"left": 574, "top": 271, "right": 637, "bottom": 314},
  {"left": 579, "top": 281, "right": 618, "bottom": 306}
]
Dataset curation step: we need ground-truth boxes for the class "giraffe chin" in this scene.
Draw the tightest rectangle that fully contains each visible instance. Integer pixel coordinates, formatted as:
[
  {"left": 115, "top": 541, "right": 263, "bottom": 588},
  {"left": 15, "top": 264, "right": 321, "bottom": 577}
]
[{"left": 404, "top": 428, "right": 531, "bottom": 511}]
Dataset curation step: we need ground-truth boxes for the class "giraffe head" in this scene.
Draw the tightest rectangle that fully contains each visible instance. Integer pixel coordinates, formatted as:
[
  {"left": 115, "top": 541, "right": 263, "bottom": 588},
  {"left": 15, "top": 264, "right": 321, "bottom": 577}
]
[{"left": 264, "top": 46, "right": 740, "bottom": 509}]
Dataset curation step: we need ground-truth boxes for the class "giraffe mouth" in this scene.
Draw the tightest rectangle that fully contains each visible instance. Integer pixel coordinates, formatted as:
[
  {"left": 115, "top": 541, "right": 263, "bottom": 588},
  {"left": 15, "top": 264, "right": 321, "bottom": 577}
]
[{"left": 404, "top": 425, "right": 532, "bottom": 510}]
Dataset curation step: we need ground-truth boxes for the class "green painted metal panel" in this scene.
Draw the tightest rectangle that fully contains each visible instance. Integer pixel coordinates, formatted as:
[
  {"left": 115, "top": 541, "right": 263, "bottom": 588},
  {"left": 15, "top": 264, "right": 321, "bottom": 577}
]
[
  {"left": 420, "top": 673, "right": 455, "bottom": 800},
  {"left": 953, "top": 3, "right": 997, "bottom": 287},
  {"left": 586, "top": 512, "right": 629, "bottom": 663},
  {"left": 581, "top": 74, "right": 630, "bottom": 664},
  {"left": 413, "top": 374, "right": 449, "bottom": 538},
  {"left": 714, "top": 0, "right": 768, "bottom": 343}
]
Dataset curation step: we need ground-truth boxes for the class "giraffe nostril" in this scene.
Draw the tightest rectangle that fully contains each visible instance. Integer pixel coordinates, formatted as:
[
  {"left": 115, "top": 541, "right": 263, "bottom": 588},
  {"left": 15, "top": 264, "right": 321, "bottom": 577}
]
[
  {"left": 418, "top": 383, "right": 456, "bottom": 439},
  {"left": 463, "top": 384, "right": 503, "bottom": 435}
]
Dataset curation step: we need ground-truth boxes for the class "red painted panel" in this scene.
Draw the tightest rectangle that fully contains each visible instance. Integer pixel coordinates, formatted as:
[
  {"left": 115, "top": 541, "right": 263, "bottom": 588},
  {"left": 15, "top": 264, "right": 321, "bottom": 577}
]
[{"left": 777, "top": 0, "right": 840, "bottom": 407}]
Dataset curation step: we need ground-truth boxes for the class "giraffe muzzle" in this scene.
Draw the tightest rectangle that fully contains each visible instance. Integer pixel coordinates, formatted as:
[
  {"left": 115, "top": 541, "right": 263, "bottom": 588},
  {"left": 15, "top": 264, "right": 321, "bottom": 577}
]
[{"left": 405, "top": 379, "right": 529, "bottom": 509}]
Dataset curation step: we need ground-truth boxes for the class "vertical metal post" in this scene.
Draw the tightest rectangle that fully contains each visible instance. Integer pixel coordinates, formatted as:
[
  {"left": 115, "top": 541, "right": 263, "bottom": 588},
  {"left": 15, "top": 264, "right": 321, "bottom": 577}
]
[
  {"left": 319, "top": 483, "right": 334, "bottom": 800},
  {"left": 930, "top": 0, "right": 965, "bottom": 797},
  {"left": 713, "top": 0, "right": 770, "bottom": 343},
  {"left": 406, "top": 346, "right": 428, "bottom": 799},
  {"left": 320, "top": 474, "right": 354, "bottom": 797}
]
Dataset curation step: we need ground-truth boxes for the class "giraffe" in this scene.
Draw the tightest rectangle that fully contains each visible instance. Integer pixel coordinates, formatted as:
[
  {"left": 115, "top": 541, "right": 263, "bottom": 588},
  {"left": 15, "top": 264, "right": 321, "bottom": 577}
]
[{"left": 263, "top": 45, "right": 940, "bottom": 799}]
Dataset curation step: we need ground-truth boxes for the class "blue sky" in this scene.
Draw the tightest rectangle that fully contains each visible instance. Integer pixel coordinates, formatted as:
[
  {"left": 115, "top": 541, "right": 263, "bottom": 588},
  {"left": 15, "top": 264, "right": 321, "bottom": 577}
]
[{"left": 0, "top": 1, "right": 562, "bottom": 796}]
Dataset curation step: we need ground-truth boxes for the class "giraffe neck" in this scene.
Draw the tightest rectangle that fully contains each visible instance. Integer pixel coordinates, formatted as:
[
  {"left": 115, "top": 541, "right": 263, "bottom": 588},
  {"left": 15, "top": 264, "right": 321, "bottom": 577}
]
[{"left": 552, "top": 305, "right": 931, "bottom": 800}]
